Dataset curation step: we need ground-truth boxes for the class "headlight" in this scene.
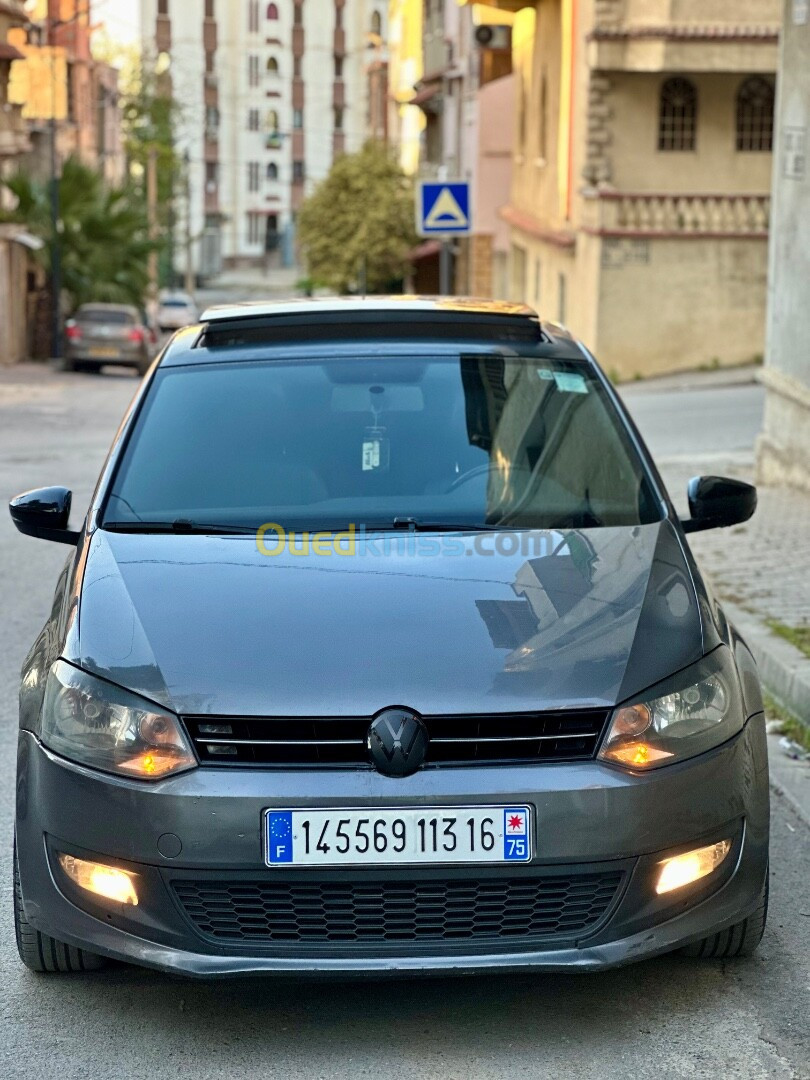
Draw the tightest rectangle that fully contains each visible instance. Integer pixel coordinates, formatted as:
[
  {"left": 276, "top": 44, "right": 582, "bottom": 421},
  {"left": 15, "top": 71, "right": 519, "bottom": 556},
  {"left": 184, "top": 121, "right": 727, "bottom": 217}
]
[
  {"left": 42, "top": 660, "right": 196, "bottom": 780},
  {"left": 599, "top": 648, "right": 745, "bottom": 770}
]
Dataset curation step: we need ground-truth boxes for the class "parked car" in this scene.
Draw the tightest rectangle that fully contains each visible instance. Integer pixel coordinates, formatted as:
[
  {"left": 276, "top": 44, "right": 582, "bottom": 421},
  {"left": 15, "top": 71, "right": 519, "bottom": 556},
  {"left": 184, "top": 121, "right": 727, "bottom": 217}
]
[
  {"left": 64, "top": 303, "right": 155, "bottom": 376},
  {"left": 157, "top": 291, "right": 199, "bottom": 332},
  {"left": 10, "top": 298, "right": 768, "bottom": 977}
]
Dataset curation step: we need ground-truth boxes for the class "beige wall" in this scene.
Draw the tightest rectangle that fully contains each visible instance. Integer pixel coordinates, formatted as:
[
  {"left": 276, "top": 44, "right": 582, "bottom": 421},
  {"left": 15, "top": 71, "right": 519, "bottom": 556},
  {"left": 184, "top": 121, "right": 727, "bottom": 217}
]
[
  {"left": 595, "top": 235, "right": 767, "bottom": 377},
  {"left": 621, "top": 0, "right": 780, "bottom": 24},
  {"left": 609, "top": 72, "right": 775, "bottom": 193}
]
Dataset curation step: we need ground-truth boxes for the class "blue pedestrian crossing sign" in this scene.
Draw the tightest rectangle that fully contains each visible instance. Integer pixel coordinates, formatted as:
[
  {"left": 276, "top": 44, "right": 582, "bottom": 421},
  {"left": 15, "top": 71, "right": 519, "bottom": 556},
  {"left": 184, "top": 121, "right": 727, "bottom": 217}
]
[{"left": 417, "top": 180, "right": 472, "bottom": 237}]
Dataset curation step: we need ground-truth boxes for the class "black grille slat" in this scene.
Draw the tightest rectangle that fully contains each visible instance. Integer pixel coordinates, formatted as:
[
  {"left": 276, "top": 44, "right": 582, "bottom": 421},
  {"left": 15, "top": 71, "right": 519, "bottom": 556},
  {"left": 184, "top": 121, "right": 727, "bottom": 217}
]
[
  {"left": 173, "top": 872, "right": 622, "bottom": 944},
  {"left": 184, "top": 709, "right": 609, "bottom": 768}
]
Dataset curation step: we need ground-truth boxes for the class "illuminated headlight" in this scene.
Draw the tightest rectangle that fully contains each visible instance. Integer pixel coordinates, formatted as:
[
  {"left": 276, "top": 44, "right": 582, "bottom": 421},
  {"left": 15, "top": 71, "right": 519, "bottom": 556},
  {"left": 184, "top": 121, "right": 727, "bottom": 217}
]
[
  {"left": 599, "top": 648, "right": 745, "bottom": 770},
  {"left": 42, "top": 660, "right": 196, "bottom": 780}
]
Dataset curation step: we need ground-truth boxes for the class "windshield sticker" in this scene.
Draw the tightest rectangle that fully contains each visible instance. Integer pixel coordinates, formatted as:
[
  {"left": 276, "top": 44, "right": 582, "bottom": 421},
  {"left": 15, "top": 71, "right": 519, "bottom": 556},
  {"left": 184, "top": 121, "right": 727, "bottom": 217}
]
[
  {"left": 536, "top": 368, "right": 555, "bottom": 381},
  {"left": 553, "top": 372, "right": 589, "bottom": 395}
]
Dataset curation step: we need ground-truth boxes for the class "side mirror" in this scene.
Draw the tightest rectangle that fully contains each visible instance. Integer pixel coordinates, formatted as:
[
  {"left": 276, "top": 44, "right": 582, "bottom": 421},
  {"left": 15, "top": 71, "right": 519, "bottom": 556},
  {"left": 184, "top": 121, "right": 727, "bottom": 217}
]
[
  {"left": 9, "top": 487, "right": 80, "bottom": 546},
  {"left": 682, "top": 476, "right": 757, "bottom": 534}
]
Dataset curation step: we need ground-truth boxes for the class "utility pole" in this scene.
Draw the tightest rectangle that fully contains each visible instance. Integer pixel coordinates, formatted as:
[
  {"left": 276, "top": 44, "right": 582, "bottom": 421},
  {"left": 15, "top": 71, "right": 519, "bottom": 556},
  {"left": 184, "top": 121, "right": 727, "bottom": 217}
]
[
  {"left": 147, "top": 147, "right": 159, "bottom": 312},
  {"left": 48, "top": 10, "right": 61, "bottom": 360}
]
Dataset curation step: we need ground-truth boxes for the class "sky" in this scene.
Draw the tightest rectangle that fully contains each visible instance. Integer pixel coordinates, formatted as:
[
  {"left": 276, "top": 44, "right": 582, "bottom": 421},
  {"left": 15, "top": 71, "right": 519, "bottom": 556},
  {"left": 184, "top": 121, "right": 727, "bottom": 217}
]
[{"left": 94, "top": 0, "right": 141, "bottom": 46}]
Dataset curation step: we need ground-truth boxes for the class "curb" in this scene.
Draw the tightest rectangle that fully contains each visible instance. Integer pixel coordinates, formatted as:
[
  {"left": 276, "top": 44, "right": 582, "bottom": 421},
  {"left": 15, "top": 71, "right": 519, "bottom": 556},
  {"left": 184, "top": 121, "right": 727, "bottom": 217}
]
[{"left": 722, "top": 600, "right": 810, "bottom": 728}]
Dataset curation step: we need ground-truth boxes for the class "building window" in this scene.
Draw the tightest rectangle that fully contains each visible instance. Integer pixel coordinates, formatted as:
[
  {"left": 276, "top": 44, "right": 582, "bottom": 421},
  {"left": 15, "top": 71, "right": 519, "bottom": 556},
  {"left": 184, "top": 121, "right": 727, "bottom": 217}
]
[
  {"left": 294, "top": 3, "right": 303, "bottom": 26},
  {"left": 248, "top": 55, "right": 259, "bottom": 86},
  {"left": 558, "top": 273, "right": 567, "bottom": 324},
  {"left": 335, "top": 56, "right": 343, "bottom": 78},
  {"left": 248, "top": 0, "right": 259, "bottom": 33},
  {"left": 248, "top": 161, "right": 261, "bottom": 192},
  {"left": 267, "top": 2, "right": 279, "bottom": 17},
  {"left": 267, "top": 56, "right": 280, "bottom": 75},
  {"left": 248, "top": 212, "right": 262, "bottom": 245},
  {"left": 334, "top": 106, "right": 344, "bottom": 130},
  {"left": 658, "top": 77, "right": 697, "bottom": 151},
  {"left": 736, "top": 77, "right": 775, "bottom": 152},
  {"left": 294, "top": 56, "right": 302, "bottom": 78},
  {"left": 205, "top": 0, "right": 214, "bottom": 17},
  {"left": 293, "top": 160, "right": 305, "bottom": 182},
  {"left": 335, "top": 4, "right": 342, "bottom": 28},
  {"left": 267, "top": 108, "right": 279, "bottom": 131},
  {"left": 293, "top": 108, "right": 304, "bottom": 130},
  {"left": 267, "top": 162, "right": 279, "bottom": 180},
  {"left": 370, "top": 9, "right": 382, "bottom": 36},
  {"left": 248, "top": 108, "right": 260, "bottom": 131},
  {"left": 205, "top": 50, "right": 215, "bottom": 74},
  {"left": 205, "top": 162, "right": 218, "bottom": 190},
  {"left": 158, "top": 0, "right": 168, "bottom": 14}
]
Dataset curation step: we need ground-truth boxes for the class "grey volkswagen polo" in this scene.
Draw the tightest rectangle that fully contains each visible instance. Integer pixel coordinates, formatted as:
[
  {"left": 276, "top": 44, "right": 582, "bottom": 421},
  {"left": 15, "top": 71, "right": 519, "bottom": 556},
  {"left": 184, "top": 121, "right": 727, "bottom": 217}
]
[{"left": 10, "top": 299, "right": 769, "bottom": 977}]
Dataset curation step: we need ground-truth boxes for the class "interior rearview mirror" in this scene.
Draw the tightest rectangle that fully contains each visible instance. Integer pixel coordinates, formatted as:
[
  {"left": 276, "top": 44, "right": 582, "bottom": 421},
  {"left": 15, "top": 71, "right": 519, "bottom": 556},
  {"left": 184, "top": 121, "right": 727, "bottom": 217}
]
[
  {"left": 9, "top": 487, "right": 80, "bottom": 546},
  {"left": 682, "top": 476, "right": 757, "bottom": 534}
]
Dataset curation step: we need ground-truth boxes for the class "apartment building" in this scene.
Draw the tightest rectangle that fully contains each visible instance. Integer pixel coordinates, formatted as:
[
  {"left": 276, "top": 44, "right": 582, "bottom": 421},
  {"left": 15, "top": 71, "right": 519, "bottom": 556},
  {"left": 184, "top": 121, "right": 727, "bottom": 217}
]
[
  {"left": 405, "top": 0, "right": 515, "bottom": 296},
  {"left": 471, "top": 0, "right": 780, "bottom": 377},
  {"left": 8, "top": 0, "right": 123, "bottom": 184},
  {"left": 142, "top": 0, "right": 389, "bottom": 277}
]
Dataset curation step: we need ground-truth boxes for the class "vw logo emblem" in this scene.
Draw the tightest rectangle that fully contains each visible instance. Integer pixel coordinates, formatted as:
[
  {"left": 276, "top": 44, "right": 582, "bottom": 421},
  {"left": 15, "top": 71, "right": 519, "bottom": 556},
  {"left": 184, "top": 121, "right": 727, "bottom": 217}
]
[{"left": 367, "top": 707, "right": 429, "bottom": 778}]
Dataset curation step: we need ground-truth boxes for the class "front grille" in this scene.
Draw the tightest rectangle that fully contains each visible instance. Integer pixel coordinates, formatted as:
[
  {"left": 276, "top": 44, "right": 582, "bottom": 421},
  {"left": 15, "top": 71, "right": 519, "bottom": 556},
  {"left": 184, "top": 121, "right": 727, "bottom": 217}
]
[
  {"left": 172, "top": 872, "right": 623, "bottom": 945},
  {"left": 184, "top": 709, "right": 609, "bottom": 768}
]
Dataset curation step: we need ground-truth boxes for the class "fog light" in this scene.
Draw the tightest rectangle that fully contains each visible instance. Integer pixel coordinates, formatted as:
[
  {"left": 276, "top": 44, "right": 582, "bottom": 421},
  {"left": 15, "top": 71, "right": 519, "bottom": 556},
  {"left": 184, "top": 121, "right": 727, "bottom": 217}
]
[
  {"left": 58, "top": 853, "right": 139, "bottom": 906},
  {"left": 655, "top": 840, "right": 732, "bottom": 895}
]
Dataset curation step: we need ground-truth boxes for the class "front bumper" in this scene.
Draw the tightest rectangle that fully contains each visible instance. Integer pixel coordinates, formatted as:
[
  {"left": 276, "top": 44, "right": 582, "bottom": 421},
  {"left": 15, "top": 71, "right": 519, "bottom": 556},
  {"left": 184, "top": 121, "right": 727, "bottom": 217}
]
[{"left": 15, "top": 719, "right": 769, "bottom": 977}]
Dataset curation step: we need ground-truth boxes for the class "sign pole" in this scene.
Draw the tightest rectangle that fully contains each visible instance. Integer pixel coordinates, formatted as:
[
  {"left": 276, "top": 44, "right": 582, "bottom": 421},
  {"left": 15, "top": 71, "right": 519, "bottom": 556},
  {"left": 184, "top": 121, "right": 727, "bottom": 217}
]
[{"left": 439, "top": 238, "right": 452, "bottom": 296}]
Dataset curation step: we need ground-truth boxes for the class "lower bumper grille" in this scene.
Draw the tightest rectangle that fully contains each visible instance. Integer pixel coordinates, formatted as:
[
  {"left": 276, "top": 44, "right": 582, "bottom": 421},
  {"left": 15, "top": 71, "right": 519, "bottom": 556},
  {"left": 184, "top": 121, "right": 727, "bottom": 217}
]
[{"left": 172, "top": 872, "right": 623, "bottom": 945}]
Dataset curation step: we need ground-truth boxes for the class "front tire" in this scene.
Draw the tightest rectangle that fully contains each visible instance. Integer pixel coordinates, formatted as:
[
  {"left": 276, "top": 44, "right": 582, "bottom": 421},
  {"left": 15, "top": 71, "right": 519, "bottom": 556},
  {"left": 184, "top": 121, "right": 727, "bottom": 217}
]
[
  {"left": 13, "top": 842, "right": 107, "bottom": 973},
  {"left": 680, "top": 871, "right": 768, "bottom": 959}
]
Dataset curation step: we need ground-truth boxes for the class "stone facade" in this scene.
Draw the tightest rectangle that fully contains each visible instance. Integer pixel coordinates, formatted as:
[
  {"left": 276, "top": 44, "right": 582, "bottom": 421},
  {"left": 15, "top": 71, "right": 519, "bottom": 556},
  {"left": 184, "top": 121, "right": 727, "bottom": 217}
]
[{"left": 478, "top": 0, "right": 781, "bottom": 378}]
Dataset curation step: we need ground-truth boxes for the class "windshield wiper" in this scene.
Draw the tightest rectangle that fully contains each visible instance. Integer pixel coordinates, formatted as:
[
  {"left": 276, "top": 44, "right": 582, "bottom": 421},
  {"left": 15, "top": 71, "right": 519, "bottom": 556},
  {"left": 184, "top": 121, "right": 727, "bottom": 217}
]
[
  {"left": 103, "top": 520, "right": 258, "bottom": 535},
  {"left": 385, "top": 518, "right": 505, "bottom": 533}
]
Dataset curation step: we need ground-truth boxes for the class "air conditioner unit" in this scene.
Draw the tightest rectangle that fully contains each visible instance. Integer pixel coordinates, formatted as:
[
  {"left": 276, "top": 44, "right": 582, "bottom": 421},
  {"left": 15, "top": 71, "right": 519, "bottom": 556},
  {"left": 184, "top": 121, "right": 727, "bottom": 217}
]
[{"left": 474, "top": 25, "right": 511, "bottom": 50}]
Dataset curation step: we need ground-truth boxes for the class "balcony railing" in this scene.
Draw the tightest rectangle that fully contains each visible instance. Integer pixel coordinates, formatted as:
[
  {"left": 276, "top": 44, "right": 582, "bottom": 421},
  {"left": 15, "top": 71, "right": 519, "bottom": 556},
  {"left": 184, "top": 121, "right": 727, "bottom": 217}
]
[{"left": 583, "top": 190, "right": 770, "bottom": 237}]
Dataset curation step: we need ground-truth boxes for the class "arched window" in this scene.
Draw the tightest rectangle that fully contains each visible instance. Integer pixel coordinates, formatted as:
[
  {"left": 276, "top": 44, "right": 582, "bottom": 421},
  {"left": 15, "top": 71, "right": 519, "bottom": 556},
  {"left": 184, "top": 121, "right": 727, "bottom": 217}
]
[
  {"left": 267, "top": 162, "right": 279, "bottom": 181},
  {"left": 266, "top": 56, "right": 279, "bottom": 75},
  {"left": 267, "top": 2, "right": 279, "bottom": 17},
  {"left": 658, "top": 77, "right": 697, "bottom": 151},
  {"left": 370, "top": 9, "right": 382, "bottom": 35},
  {"left": 266, "top": 109, "right": 279, "bottom": 130},
  {"left": 736, "top": 77, "right": 775, "bottom": 152}
]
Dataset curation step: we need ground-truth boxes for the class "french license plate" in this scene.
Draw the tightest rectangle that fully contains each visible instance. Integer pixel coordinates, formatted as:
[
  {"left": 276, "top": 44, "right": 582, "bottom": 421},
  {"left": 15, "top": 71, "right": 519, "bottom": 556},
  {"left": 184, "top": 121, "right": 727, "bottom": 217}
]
[
  {"left": 263, "top": 806, "right": 532, "bottom": 867},
  {"left": 89, "top": 347, "right": 118, "bottom": 359}
]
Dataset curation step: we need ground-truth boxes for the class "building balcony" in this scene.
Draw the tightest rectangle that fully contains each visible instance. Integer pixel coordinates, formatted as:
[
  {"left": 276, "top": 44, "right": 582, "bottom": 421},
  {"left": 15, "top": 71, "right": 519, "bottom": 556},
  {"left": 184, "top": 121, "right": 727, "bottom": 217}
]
[
  {"left": 587, "top": 23, "right": 779, "bottom": 73},
  {"left": 581, "top": 189, "right": 770, "bottom": 238}
]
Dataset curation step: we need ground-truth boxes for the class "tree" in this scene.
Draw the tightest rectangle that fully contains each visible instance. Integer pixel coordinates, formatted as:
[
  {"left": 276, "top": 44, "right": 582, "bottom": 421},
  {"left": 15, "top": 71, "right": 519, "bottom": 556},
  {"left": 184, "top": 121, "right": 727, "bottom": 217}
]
[
  {"left": 298, "top": 141, "right": 417, "bottom": 293},
  {"left": 95, "top": 38, "right": 182, "bottom": 286},
  {"left": 0, "top": 156, "right": 157, "bottom": 311}
]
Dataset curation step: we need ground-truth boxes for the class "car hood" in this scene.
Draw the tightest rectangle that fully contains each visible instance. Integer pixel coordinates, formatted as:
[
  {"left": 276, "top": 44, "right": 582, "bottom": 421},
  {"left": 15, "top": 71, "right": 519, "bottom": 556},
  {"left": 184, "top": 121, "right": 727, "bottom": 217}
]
[{"left": 73, "top": 522, "right": 704, "bottom": 717}]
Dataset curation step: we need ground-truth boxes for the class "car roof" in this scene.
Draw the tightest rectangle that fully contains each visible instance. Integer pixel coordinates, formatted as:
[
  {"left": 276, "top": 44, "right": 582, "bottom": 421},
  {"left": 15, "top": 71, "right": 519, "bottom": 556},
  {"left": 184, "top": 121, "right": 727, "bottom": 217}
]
[
  {"left": 160, "top": 296, "right": 585, "bottom": 367},
  {"left": 200, "top": 296, "right": 539, "bottom": 323}
]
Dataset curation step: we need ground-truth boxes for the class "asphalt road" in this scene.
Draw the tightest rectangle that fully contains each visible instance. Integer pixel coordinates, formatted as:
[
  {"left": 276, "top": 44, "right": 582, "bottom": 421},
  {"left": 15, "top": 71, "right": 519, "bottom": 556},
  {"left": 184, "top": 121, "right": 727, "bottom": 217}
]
[{"left": 0, "top": 366, "right": 807, "bottom": 1080}]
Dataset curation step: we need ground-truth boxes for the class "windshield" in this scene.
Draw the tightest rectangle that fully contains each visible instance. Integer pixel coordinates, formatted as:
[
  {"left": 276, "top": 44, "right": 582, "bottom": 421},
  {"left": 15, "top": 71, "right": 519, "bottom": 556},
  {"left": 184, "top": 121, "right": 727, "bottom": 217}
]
[
  {"left": 104, "top": 354, "right": 661, "bottom": 531},
  {"left": 78, "top": 308, "right": 135, "bottom": 326}
]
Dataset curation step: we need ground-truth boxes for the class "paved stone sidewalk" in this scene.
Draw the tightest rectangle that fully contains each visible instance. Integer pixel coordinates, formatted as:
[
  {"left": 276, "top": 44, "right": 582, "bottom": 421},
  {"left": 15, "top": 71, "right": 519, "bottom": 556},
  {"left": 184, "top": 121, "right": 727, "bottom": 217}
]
[{"left": 655, "top": 456, "right": 810, "bottom": 631}]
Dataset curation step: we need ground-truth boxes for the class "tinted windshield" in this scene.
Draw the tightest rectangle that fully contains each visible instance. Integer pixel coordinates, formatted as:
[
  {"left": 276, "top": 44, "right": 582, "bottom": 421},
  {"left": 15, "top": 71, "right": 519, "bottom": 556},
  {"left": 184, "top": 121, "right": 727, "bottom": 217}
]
[
  {"left": 78, "top": 308, "right": 135, "bottom": 325},
  {"left": 104, "top": 354, "right": 661, "bottom": 531}
]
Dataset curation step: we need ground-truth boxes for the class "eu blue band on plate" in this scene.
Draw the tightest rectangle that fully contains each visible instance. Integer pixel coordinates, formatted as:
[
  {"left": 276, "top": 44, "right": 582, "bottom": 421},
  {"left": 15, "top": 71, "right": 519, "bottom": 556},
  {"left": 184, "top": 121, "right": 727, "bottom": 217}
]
[{"left": 267, "top": 811, "right": 294, "bottom": 863}]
